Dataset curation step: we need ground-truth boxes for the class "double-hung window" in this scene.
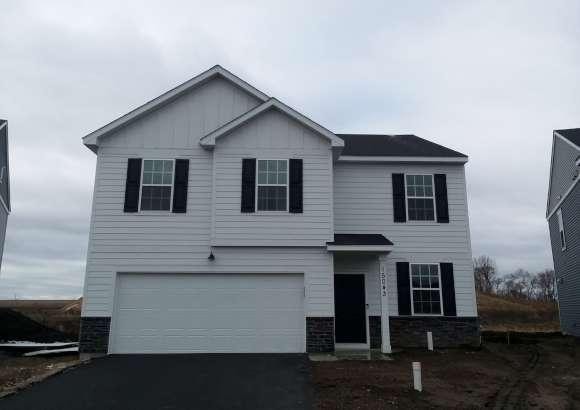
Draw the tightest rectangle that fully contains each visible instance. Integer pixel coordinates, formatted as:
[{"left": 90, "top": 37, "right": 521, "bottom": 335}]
[
  {"left": 410, "top": 264, "right": 442, "bottom": 315},
  {"left": 557, "top": 209, "right": 566, "bottom": 251},
  {"left": 140, "top": 159, "right": 174, "bottom": 211},
  {"left": 406, "top": 174, "right": 435, "bottom": 221},
  {"left": 257, "top": 159, "right": 288, "bottom": 211}
]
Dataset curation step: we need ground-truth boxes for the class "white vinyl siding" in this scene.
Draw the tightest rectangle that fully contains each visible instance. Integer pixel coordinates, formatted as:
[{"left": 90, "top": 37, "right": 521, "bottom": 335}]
[
  {"left": 83, "top": 76, "right": 335, "bottom": 318},
  {"left": 212, "top": 109, "right": 333, "bottom": 246},
  {"left": 333, "top": 162, "right": 476, "bottom": 317}
]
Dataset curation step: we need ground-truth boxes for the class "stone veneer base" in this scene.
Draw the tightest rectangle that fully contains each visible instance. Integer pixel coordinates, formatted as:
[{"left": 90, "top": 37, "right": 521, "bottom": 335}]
[
  {"left": 79, "top": 317, "right": 111, "bottom": 354},
  {"left": 306, "top": 317, "right": 335, "bottom": 353},
  {"left": 369, "top": 316, "right": 480, "bottom": 349}
]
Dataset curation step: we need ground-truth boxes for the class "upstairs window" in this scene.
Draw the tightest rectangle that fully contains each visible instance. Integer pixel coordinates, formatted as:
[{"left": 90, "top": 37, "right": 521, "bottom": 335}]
[
  {"left": 557, "top": 209, "right": 566, "bottom": 251},
  {"left": 140, "top": 159, "right": 174, "bottom": 211},
  {"left": 410, "top": 264, "right": 442, "bottom": 315},
  {"left": 257, "top": 159, "right": 288, "bottom": 211},
  {"left": 406, "top": 174, "right": 435, "bottom": 221}
]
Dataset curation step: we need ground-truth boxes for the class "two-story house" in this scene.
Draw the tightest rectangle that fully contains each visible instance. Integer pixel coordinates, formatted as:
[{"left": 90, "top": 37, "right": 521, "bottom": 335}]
[
  {"left": 79, "top": 66, "right": 479, "bottom": 356},
  {"left": 547, "top": 128, "right": 580, "bottom": 336}
]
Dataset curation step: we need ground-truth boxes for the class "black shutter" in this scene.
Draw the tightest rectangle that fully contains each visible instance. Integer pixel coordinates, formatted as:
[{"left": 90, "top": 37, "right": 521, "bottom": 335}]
[
  {"left": 123, "top": 158, "right": 142, "bottom": 212},
  {"left": 396, "top": 262, "right": 412, "bottom": 315},
  {"left": 392, "top": 173, "right": 406, "bottom": 223},
  {"left": 241, "top": 158, "right": 256, "bottom": 213},
  {"left": 434, "top": 174, "right": 449, "bottom": 223},
  {"left": 289, "top": 159, "right": 303, "bottom": 213},
  {"left": 440, "top": 263, "right": 457, "bottom": 316},
  {"left": 172, "top": 159, "right": 189, "bottom": 213}
]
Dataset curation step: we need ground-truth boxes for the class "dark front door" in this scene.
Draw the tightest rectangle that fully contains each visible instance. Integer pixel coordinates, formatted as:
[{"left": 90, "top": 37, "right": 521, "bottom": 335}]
[{"left": 334, "top": 274, "right": 367, "bottom": 344}]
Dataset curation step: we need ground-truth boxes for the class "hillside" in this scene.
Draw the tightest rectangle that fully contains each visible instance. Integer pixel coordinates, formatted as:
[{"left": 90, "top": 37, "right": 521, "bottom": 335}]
[
  {"left": 477, "top": 292, "right": 560, "bottom": 332},
  {"left": 0, "top": 308, "right": 74, "bottom": 342},
  {"left": 0, "top": 299, "right": 82, "bottom": 338}
]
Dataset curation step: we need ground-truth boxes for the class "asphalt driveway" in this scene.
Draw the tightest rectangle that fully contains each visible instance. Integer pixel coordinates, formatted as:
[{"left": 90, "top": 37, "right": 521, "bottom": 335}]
[{"left": 0, "top": 354, "right": 313, "bottom": 410}]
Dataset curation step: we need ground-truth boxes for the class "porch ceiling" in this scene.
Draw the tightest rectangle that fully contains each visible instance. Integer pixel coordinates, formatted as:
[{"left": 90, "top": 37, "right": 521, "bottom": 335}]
[{"left": 326, "top": 234, "right": 393, "bottom": 252}]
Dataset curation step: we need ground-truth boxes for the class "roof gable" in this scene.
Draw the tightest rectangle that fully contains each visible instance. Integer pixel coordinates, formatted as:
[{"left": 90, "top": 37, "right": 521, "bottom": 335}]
[
  {"left": 546, "top": 130, "right": 580, "bottom": 217},
  {"left": 83, "top": 65, "right": 269, "bottom": 152},
  {"left": 199, "top": 98, "right": 344, "bottom": 149},
  {"left": 555, "top": 128, "right": 580, "bottom": 150}
]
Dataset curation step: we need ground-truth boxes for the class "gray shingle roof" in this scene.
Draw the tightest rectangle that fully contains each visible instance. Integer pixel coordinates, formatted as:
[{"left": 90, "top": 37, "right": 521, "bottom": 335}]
[
  {"left": 337, "top": 134, "right": 467, "bottom": 158},
  {"left": 555, "top": 128, "right": 580, "bottom": 148}
]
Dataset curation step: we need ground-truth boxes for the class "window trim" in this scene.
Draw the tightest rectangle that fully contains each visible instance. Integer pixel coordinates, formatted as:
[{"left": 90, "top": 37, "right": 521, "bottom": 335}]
[
  {"left": 557, "top": 209, "right": 566, "bottom": 251},
  {"left": 255, "top": 158, "right": 289, "bottom": 212},
  {"left": 409, "top": 263, "right": 444, "bottom": 316},
  {"left": 404, "top": 173, "right": 437, "bottom": 222},
  {"left": 138, "top": 158, "right": 175, "bottom": 212}
]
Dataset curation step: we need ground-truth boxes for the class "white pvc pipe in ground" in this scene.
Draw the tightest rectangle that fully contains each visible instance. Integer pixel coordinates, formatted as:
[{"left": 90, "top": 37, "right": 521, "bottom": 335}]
[
  {"left": 413, "top": 362, "right": 422, "bottom": 392},
  {"left": 427, "top": 331, "right": 433, "bottom": 351}
]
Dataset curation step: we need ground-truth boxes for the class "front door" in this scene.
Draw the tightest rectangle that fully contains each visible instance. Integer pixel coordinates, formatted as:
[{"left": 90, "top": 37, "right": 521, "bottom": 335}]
[{"left": 334, "top": 274, "right": 367, "bottom": 344}]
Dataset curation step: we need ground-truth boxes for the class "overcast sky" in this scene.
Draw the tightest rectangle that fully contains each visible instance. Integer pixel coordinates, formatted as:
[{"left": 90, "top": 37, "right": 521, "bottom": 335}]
[{"left": 0, "top": 1, "right": 578, "bottom": 299}]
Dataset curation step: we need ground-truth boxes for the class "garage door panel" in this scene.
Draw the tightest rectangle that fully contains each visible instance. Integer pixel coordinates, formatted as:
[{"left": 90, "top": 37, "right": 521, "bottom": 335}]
[
  {"left": 111, "top": 273, "right": 305, "bottom": 353},
  {"left": 262, "top": 291, "right": 306, "bottom": 307}
]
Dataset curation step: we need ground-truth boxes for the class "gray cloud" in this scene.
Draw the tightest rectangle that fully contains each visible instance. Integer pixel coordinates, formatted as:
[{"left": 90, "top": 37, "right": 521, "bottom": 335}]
[{"left": 0, "top": 0, "right": 578, "bottom": 298}]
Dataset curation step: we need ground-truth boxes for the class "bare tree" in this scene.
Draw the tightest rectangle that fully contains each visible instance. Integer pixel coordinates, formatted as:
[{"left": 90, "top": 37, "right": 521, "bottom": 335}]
[
  {"left": 473, "top": 255, "right": 498, "bottom": 293},
  {"left": 536, "top": 269, "right": 556, "bottom": 301},
  {"left": 491, "top": 276, "right": 504, "bottom": 294},
  {"left": 502, "top": 269, "right": 532, "bottom": 299}
]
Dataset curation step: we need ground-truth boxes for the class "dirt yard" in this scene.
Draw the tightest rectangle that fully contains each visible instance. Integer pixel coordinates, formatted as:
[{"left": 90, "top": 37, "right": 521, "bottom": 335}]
[
  {"left": 313, "top": 335, "right": 580, "bottom": 409},
  {"left": 0, "top": 355, "right": 79, "bottom": 396}
]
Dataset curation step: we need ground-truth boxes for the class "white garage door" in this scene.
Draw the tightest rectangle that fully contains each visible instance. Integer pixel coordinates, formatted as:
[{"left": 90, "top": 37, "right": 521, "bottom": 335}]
[{"left": 110, "top": 273, "right": 305, "bottom": 354}]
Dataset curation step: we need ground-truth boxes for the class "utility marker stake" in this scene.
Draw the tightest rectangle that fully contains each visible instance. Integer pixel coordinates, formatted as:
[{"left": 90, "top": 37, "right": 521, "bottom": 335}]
[
  {"left": 412, "top": 362, "right": 422, "bottom": 392},
  {"left": 427, "top": 331, "right": 433, "bottom": 351}
]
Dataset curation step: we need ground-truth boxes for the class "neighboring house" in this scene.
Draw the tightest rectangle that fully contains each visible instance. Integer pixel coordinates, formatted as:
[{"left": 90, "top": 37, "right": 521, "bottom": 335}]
[
  {"left": 79, "top": 66, "right": 479, "bottom": 355},
  {"left": 0, "top": 120, "right": 10, "bottom": 267},
  {"left": 547, "top": 128, "right": 580, "bottom": 337}
]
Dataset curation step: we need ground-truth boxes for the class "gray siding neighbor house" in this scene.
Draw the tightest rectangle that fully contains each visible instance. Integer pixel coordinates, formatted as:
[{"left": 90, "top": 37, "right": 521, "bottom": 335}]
[
  {"left": 547, "top": 128, "right": 580, "bottom": 336},
  {"left": 79, "top": 66, "right": 479, "bottom": 356},
  {"left": 0, "top": 120, "right": 10, "bottom": 267}
]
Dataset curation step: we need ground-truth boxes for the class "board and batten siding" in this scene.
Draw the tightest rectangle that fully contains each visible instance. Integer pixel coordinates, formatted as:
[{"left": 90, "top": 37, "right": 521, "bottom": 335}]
[
  {"left": 548, "top": 182, "right": 580, "bottom": 336},
  {"left": 333, "top": 162, "right": 477, "bottom": 317},
  {"left": 82, "top": 77, "right": 335, "bottom": 318},
  {"left": 212, "top": 109, "right": 334, "bottom": 247},
  {"left": 548, "top": 135, "right": 580, "bottom": 213}
]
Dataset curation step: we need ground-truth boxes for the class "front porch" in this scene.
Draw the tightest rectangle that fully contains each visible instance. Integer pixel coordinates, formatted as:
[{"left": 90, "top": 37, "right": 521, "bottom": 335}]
[
  {"left": 317, "top": 234, "right": 480, "bottom": 354},
  {"left": 327, "top": 234, "right": 394, "bottom": 354}
]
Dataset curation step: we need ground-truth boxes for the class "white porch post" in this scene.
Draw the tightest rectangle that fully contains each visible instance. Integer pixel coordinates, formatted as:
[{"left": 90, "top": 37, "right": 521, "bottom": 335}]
[{"left": 379, "top": 256, "right": 392, "bottom": 353}]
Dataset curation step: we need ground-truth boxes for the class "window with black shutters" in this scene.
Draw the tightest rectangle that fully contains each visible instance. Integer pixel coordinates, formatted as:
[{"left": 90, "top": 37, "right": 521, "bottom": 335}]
[
  {"left": 140, "top": 159, "right": 174, "bottom": 211},
  {"left": 256, "top": 159, "right": 288, "bottom": 211},
  {"left": 406, "top": 174, "right": 435, "bottom": 221},
  {"left": 410, "top": 263, "right": 443, "bottom": 315}
]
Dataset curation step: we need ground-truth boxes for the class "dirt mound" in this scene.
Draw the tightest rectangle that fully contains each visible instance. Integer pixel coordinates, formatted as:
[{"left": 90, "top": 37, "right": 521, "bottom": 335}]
[
  {"left": 477, "top": 292, "right": 560, "bottom": 332},
  {"left": 0, "top": 308, "right": 74, "bottom": 343}
]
